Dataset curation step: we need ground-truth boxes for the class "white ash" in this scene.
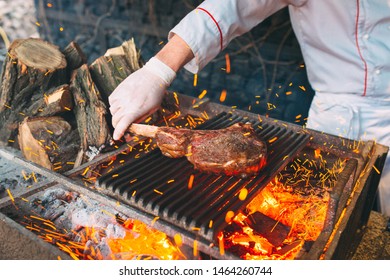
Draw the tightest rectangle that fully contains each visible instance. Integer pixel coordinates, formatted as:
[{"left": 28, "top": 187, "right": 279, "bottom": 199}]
[
  {"left": 31, "top": 187, "right": 138, "bottom": 259},
  {"left": 0, "top": 155, "right": 45, "bottom": 199},
  {"left": 33, "top": 187, "right": 123, "bottom": 230}
]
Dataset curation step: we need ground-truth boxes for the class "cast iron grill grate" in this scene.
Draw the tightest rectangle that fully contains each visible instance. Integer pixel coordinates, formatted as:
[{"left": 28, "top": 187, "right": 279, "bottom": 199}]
[{"left": 97, "top": 113, "right": 310, "bottom": 242}]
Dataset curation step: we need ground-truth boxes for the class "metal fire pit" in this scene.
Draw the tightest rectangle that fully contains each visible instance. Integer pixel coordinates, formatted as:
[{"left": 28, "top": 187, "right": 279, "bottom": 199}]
[
  {"left": 96, "top": 112, "right": 310, "bottom": 243},
  {"left": 0, "top": 93, "right": 388, "bottom": 260}
]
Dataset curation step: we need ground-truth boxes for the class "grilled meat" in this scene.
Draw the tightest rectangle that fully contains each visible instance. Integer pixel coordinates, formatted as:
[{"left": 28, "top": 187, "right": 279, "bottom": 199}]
[{"left": 129, "top": 122, "right": 267, "bottom": 178}]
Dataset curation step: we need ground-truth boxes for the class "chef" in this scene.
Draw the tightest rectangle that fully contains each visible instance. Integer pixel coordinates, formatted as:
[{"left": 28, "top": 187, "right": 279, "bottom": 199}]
[{"left": 108, "top": 0, "right": 390, "bottom": 216}]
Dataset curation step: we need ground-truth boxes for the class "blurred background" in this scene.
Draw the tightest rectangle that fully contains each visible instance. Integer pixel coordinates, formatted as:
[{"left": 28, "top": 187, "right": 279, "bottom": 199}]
[{"left": 0, "top": 0, "right": 314, "bottom": 125}]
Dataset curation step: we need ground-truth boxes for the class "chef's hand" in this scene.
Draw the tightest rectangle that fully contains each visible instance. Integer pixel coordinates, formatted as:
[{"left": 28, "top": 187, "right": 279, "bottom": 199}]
[{"left": 109, "top": 57, "right": 176, "bottom": 140}]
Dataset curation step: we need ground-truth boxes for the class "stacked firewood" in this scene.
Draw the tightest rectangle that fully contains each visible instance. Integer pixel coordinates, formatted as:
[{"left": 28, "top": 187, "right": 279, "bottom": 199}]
[{"left": 0, "top": 37, "right": 143, "bottom": 172}]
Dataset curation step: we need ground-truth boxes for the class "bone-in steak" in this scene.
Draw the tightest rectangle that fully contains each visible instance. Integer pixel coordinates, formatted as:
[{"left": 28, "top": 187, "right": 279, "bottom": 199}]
[{"left": 129, "top": 123, "right": 267, "bottom": 178}]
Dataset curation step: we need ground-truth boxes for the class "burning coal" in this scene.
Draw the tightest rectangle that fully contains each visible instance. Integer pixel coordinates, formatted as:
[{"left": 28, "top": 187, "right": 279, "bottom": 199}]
[{"left": 26, "top": 187, "right": 185, "bottom": 260}]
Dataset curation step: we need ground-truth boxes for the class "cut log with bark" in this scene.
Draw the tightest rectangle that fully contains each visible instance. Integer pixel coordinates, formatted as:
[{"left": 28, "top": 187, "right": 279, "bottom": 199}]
[
  {"left": 0, "top": 38, "right": 67, "bottom": 146},
  {"left": 27, "top": 84, "right": 73, "bottom": 117},
  {"left": 18, "top": 116, "right": 80, "bottom": 172},
  {"left": 70, "top": 64, "right": 112, "bottom": 162},
  {"left": 63, "top": 41, "right": 87, "bottom": 72},
  {"left": 89, "top": 38, "right": 143, "bottom": 102}
]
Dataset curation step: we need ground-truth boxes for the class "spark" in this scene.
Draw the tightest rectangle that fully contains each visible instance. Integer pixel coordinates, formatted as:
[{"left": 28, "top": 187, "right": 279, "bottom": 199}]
[
  {"left": 193, "top": 74, "right": 198, "bottom": 87},
  {"left": 32, "top": 172, "right": 37, "bottom": 183},
  {"left": 219, "top": 89, "right": 227, "bottom": 102},
  {"left": 6, "top": 189, "right": 14, "bottom": 202},
  {"left": 267, "top": 103, "right": 276, "bottom": 110},
  {"left": 173, "top": 92, "right": 179, "bottom": 105},
  {"left": 174, "top": 234, "right": 183, "bottom": 247},
  {"left": 188, "top": 174, "right": 194, "bottom": 190},
  {"left": 198, "top": 90, "right": 207, "bottom": 99},
  {"left": 225, "top": 53, "right": 231, "bottom": 73},
  {"left": 193, "top": 240, "right": 198, "bottom": 257},
  {"left": 372, "top": 165, "right": 381, "bottom": 174},
  {"left": 81, "top": 167, "right": 90, "bottom": 176},
  {"left": 151, "top": 216, "right": 159, "bottom": 226},
  {"left": 154, "top": 189, "right": 163, "bottom": 195},
  {"left": 218, "top": 233, "right": 225, "bottom": 255},
  {"left": 225, "top": 211, "right": 235, "bottom": 224},
  {"left": 238, "top": 188, "right": 248, "bottom": 201},
  {"left": 268, "top": 137, "right": 278, "bottom": 143}
]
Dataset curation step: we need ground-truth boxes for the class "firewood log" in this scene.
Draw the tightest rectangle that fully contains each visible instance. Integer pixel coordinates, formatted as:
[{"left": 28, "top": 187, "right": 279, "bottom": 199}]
[
  {"left": 27, "top": 84, "right": 73, "bottom": 117},
  {"left": 70, "top": 64, "right": 112, "bottom": 162},
  {"left": 63, "top": 41, "right": 87, "bottom": 71},
  {"left": 89, "top": 38, "right": 143, "bottom": 103},
  {"left": 18, "top": 116, "right": 80, "bottom": 172},
  {"left": 0, "top": 38, "right": 67, "bottom": 146}
]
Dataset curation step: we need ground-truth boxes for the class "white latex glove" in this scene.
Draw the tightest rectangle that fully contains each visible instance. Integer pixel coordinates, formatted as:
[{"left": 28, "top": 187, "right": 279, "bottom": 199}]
[{"left": 109, "top": 57, "right": 176, "bottom": 140}]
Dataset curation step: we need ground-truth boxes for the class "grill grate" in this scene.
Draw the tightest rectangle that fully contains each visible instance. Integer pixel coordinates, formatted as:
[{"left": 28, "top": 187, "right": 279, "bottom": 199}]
[{"left": 97, "top": 113, "right": 310, "bottom": 242}]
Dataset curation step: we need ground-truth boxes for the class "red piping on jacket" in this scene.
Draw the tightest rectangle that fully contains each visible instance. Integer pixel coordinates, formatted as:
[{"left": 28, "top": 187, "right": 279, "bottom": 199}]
[
  {"left": 355, "top": 0, "right": 368, "bottom": 96},
  {"left": 197, "top": 7, "right": 223, "bottom": 51}
]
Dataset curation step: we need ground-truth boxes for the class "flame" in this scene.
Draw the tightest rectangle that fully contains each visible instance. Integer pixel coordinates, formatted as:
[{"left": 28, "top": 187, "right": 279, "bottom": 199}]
[
  {"left": 25, "top": 213, "right": 184, "bottom": 260},
  {"left": 106, "top": 219, "right": 184, "bottom": 260},
  {"left": 220, "top": 153, "right": 345, "bottom": 260}
]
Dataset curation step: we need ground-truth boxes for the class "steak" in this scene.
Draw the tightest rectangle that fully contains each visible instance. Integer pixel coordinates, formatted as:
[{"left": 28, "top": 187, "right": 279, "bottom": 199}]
[{"left": 129, "top": 122, "right": 267, "bottom": 178}]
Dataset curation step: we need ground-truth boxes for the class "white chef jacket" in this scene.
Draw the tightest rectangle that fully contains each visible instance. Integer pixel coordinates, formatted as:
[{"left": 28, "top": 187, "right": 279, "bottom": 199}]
[{"left": 169, "top": 0, "right": 390, "bottom": 216}]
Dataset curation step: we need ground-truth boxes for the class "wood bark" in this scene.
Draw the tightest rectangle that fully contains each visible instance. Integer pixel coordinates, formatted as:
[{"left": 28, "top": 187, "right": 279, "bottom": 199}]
[
  {"left": 70, "top": 64, "right": 112, "bottom": 162},
  {"left": 89, "top": 38, "right": 143, "bottom": 102},
  {"left": 0, "top": 38, "right": 67, "bottom": 145},
  {"left": 18, "top": 116, "right": 80, "bottom": 172},
  {"left": 63, "top": 41, "right": 87, "bottom": 71},
  {"left": 27, "top": 84, "right": 73, "bottom": 117}
]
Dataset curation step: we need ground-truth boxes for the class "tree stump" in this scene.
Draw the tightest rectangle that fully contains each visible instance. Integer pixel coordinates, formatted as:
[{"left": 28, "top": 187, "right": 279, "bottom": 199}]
[
  {"left": 18, "top": 116, "right": 80, "bottom": 172},
  {"left": 0, "top": 38, "right": 67, "bottom": 146}
]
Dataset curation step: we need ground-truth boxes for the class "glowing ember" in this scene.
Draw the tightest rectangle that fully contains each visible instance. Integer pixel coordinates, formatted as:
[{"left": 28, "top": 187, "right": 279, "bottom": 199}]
[
  {"left": 220, "top": 151, "right": 346, "bottom": 260},
  {"left": 25, "top": 188, "right": 184, "bottom": 260}
]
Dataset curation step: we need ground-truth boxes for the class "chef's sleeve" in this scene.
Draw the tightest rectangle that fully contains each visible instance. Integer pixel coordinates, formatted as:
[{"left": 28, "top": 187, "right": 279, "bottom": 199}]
[{"left": 169, "top": 0, "right": 307, "bottom": 73}]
